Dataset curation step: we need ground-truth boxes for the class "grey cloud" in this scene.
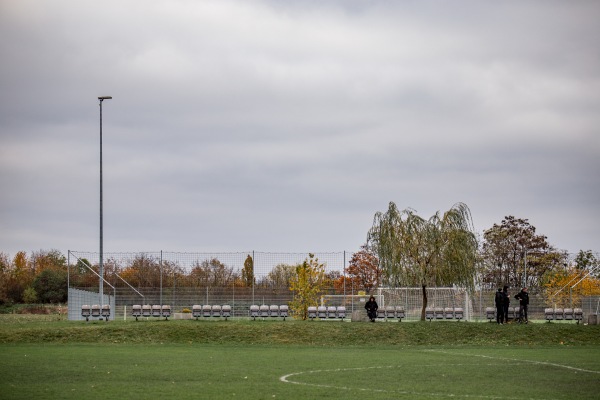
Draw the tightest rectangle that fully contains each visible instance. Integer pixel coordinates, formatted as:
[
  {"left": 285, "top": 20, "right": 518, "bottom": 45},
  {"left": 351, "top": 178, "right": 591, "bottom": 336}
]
[{"left": 1, "top": 0, "right": 599, "bottom": 256}]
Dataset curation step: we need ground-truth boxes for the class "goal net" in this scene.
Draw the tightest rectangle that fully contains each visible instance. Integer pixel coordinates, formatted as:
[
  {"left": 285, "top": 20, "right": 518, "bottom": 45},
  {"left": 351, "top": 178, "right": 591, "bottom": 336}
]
[
  {"left": 320, "top": 294, "right": 384, "bottom": 315},
  {"left": 321, "top": 287, "right": 472, "bottom": 320}
]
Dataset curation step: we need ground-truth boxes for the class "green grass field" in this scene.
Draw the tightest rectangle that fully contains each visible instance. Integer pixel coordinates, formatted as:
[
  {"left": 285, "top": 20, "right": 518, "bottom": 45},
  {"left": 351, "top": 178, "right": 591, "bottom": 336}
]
[{"left": 1, "top": 316, "right": 599, "bottom": 399}]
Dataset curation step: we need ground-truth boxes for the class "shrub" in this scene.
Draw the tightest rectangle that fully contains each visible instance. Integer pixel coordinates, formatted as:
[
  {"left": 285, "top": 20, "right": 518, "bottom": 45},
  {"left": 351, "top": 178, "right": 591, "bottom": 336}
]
[{"left": 22, "top": 287, "right": 38, "bottom": 303}]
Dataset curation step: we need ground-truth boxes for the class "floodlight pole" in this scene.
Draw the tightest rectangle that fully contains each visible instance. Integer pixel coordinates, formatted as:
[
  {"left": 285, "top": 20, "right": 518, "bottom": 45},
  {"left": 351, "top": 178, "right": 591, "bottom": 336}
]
[{"left": 98, "top": 96, "right": 112, "bottom": 309}]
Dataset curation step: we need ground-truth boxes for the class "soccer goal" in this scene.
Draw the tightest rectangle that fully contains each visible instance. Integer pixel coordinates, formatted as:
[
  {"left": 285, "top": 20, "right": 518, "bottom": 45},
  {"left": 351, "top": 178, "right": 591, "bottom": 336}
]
[
  {"left": 322, "top": 287, "right": 472, "bottom": 320},
  {"left": 377, "top": 287, "right": 472, "bottom": 320},
  {"left": 320, "top": 294, "right": 384, "bottom": 314}
]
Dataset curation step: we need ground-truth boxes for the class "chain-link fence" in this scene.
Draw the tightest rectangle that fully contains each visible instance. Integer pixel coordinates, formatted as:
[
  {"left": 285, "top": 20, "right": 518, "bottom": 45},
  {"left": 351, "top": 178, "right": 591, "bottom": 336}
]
[
  {"left": 67, "top": 250, "right": 597, "bottom": 322},
  {"left": 68, "top": 251, "right": 347, "bottom": 320}
]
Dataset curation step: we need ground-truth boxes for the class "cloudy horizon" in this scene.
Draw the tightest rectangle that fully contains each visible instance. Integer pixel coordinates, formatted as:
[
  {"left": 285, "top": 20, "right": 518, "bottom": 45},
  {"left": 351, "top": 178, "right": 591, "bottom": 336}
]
[{"left": 1, "top": 0, "right": 599, "bottom": 258}]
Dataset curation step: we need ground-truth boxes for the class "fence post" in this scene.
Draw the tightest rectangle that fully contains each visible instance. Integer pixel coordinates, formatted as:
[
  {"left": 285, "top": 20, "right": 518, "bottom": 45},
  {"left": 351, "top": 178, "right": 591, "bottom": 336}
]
[
  {"left": 67, "top": 250, "right": 70, "bottom": 293},
  {"left": 343, "top": 250, "right": 346, "bottom": 297}
]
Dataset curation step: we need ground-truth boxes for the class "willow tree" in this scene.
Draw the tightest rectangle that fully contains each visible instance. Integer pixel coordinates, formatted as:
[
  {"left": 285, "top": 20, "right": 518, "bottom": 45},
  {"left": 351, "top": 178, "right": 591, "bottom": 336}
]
[{"left": 367, "top": 202, "right": 478, "bottom": 320}]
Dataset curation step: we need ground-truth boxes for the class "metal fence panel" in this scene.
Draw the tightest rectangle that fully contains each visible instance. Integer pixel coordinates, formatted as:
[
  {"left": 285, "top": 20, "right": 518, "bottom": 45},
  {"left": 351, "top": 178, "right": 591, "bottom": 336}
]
[{"left": 67, "top": 250, "right": 595, "bottom": 321}]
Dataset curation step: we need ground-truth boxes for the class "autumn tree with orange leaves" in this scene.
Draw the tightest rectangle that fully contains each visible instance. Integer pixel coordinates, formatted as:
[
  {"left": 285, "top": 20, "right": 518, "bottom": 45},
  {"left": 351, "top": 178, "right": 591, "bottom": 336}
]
[
  {"left": 334, "top": 246, "right": 380, "bottom": 294},
  {"left": 544, "top": 250, "right": 600, "bottom": 308}
]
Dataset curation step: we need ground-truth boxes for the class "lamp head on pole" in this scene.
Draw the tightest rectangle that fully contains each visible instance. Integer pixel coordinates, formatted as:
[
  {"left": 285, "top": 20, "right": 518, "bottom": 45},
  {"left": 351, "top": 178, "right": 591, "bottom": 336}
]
[{"left": 98, "top": 96, "right": 112, "bottom": 101}]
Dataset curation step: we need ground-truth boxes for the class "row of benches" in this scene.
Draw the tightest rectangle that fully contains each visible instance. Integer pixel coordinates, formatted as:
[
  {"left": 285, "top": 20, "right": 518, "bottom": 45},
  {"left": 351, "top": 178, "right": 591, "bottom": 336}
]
[
  {"left": 484, "top": 307, "right": 584, "bottom": 323},
  {"left": 130, "top": 304, "right": 289, "bottom": 321},
  {"left": 425, "top": 307, "right": 464, "bottom": 321},
  {"left": 308, "top": 306, "right": 348, "bottom": 320},
  {"left": 82, "top": 304, "right": 177, "bottom": 322},
  {"left": 81, "top": 304, "right": 111, "bottom": 321},
  {"left": 249, "top": 305, "right": 289, "bottom": 320},
  {"left": 82, "top": 304, "right": 588, "bottom": 323},
  {"left": 82, "top": 304, "right": 454, "bottom": 322},
  {"left": 307, "top": 305, "right": 408, "bottom": 321},
  {"left": 545, "top": 308, "right": 584, "bottom": 322},
  {"left": 485, "top": 307, "right": 514, "bottom": 321},
  {"left": 128, "top": 304, "right": 401, "bottom": 321},
  {"left": 370, "top": 306, "right": 407, "bottom": 321},
  {"left": 131, "top": 304, "right": 173, "bottom": 320}
]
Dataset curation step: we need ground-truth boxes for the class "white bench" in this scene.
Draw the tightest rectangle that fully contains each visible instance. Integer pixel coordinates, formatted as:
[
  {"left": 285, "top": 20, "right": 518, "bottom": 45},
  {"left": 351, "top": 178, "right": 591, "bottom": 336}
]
[
  {"left": 317, "top": 306, "right": 327, "bottom": 319},
  {"left": 485, "top": 307, "right": 495, "bottom": 322},
  {"left": 280, "top": 305, "right": 289, "bottom": 320},
  {"left": 395, "top": 306, "right": 405, "bottom": 321},
  {"left": 259, "top": 305, "right": 270, "bottom": 319},
  {"left": 101, "top": 305, "right": 111, "bottom": 321},
  {"left": 545, "top": 308, "right": 583, "bottom": 324},
  {"left": 270, "top": 305, "right": 280, "bottom": 318},
  {"left": 91, "top": 304, "right": 101, "bottom": 319},
  {"left": 564, "top": 308, "right": 574, "bottom": 320},
  {"left": 192, "top": 304, "right": 202, "bottom": 320},
  {"left": 222, "top": 305, "right": 232, "bottom": 320},
  {"left": 554, "top": 308, "right": 564, "bottom": 320},
  {"left": 189, "top": 304, "right": 231, "bottom": 320},
  {"left": 247, "top": 304, "right": 289, "bottom": 320},
  {"left": 327, "top": 306, "right": 337, "bottom": 319},
  {"left": 574, "top": 308, "right": 583, "bottom": 323},
  {"left": 81, "top": 305, "right": 91, "bottom": 321},
  {"left": 384, "top": 306, "right": 395, "bottom": 320},
  {"left": 151, "top": 305, "right": 162, "bottom": 318},
  {"left": 131, "top": 305, "right": 142, "bottom": 321},
  {"left": 454, "top": 307, "right": 464, "bottom": 321},
  {"left": 249, "top": 305, "right": 260, "bottom": 320},
  {"left": 142, "top": 304, "right": 152, "bottom": 318},
  {"left": 444, "top": 307, "right": 454, "bottom": 320},
  {"left": 211, "top": 305, "right": 222, "bottom": 318},
  {"left": 426, "top": 308, "right": 435, "bottom": 321},
  {"left": 161, "top": 305, "right": 171, "bottom": 320},
  {"left": 202, "top": 304, "right": 212, "bottom": 318}
]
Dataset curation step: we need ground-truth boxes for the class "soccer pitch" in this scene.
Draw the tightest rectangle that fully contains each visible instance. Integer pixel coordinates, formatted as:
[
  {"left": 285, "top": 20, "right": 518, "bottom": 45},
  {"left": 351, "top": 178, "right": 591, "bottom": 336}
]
[{"left": 1, "top": 343, "right": 599, "bottom": 399}]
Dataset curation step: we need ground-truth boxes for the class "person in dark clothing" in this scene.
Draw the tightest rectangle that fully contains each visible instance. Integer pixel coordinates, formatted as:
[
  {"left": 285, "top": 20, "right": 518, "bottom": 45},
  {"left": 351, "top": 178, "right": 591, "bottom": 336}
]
[
  {"left": 502, "top": 285, "right": 510, "bottom": 323},
  {"left": 365, "top": 296, "right": 378, "bottom": 322},
  {"left": 494, "top": 288, "right": 504, "bottom": 324},
  {"left": 515, "top": 287, "right": 529, "bottom": 324}
]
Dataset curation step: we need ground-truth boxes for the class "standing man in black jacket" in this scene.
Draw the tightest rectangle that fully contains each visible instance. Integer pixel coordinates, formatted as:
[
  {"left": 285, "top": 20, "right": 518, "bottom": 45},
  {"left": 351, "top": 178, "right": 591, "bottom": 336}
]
[
  {"left": 515, "top": 287, "right": 529, "bottom": 324},
  {"left": 494, "top": 288, "right": 504, "bottom": 324},
  {"left": 502, "top": 285, "right": 510, "bottom": 323}
]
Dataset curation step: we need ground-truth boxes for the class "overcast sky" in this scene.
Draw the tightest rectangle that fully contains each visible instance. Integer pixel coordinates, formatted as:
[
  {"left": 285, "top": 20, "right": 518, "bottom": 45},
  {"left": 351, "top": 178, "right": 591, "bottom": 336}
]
[{"left": 1, "top": 0, "right": 599, "bottom": 258}]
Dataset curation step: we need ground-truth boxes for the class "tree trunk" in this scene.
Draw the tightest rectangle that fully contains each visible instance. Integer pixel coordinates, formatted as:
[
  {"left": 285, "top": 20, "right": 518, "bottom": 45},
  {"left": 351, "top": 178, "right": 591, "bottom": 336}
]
[{"left": 421, "top": 284, "right": 428, "bottom": 321}]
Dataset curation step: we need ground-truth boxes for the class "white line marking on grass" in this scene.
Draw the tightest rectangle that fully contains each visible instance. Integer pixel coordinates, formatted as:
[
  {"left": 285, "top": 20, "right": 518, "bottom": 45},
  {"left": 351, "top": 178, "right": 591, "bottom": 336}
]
[
  {"left": 425, "top": 350, "right": 600, "bottom": 375},
  {"left": 280, "top": 364, "right": 531, "bottom": 399}
]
